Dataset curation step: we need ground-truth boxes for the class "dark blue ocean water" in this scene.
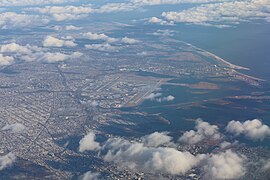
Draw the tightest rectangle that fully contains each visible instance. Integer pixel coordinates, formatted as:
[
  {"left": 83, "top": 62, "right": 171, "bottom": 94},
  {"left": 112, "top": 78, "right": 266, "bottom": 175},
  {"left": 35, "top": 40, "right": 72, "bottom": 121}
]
[
  {"left": 104, "top": 21, "right": 270, "bottom": 147},
  {"left": 173, "top": 22, "right": 270, "bottom": 81}
]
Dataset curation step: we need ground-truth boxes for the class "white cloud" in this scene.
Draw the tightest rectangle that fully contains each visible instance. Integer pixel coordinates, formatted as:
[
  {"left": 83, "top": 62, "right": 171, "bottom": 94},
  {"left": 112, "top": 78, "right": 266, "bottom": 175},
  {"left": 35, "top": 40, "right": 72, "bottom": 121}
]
[
  {"left": 219, "top": 141, "right": 231, "bottom": 149},
  {"left": 156, "top": 95, "right": 175, "bottom": 102},
  {"left": 62, "top": 35, "right": 75, "bottom": 40},
  {"left": 1, "top": 43, "right": 33, "bottom": 54},
  {"left": 0, "top": 43, "right": 44, "bottom": 61},
  {"left": 85, "top": 43, "right": 120, "bottom": 52},
  {"left": 95, "top": 0, "right": 228, "bottom": 14},
  {"left": 64, "top": 25, "right": 82, "bottom": 30},
  {"left": 83, "top": 32, "right": 117, "bottom": 43},
  {"left": 0, "top": 12, "right": 49, "bottom": 29},
  {"left": 83, "top": 32, "right": 140, "bottom": 45},
  {"left": 144, "top": 93, "right": 175, "bottom": 102},
  {"left": 132, "top": 0, "right": 226, "bottom": 5},
  {"left": 151, "top": 29, "right": 174, "bottom": 36},
  {"left": 29, "top": 5, "right": 93, "bottom": 21},
  {"left": 144, "top": 93, "right": 162, "bottom": 100},
  {"left": 53, "top": 25, "right": 82, "bottom": 31},
  {"left": 179, "top": 119, "right": 221, "bottom": 144},
  {"left": 42, "top": 52, "right": 82, "bottom": 63},
  {"left": 121, "top": 37, "right": 140, "bottom": 44},
  {"left": 0, "top": 152, "right": 16, "bottom": 171},
  {"left": 0, "top": 54, "right": 14, "bottom": 66},
  {"left": 1, "top": 43, "right": 82, "bottom": 63},
  {"left": 141, "top": 132, "right": 173, "bottom": 147},
  {"left": 219, "top": 140, "right": 238, "bottom": 149},
  {"left": 79, "top": 131, "right": 101, "bottom": 152},
  {"left": 0, "top": 0, "right": 79, "bottom": 6},
  {"left": 83, "top": 33, "right": 139, "bottom": 51},
  {"left": 77, "top": 132, "right": 252, "bottom": 177},
  {"left": 149, "top": 16, "right": 163, "bottom": 23},
  {"left": 162, "top": 0, "right": 270, "bottom": 27},
  {"left": 20, "top": 0, "right": 270, "bottom": 28},
  {"left": 166, "top": 95, "right": 175, "bottom": 101},
  {"left": 148, "top": 16, "right": 174, "bottom": 25},
  {"left": 203, "top": 150, "right": 246, "bottom": 179},
  {"left": 226, "top": 119, "right": 270, "bottom": 141},
  {"left": 94, "top": 2, "right": 138, "bottom": 13},
  {"left": 52, "top": 26, "right": 63, "bottom": 31},
  {"left": 43, "top": 36, "right": 77, "bottom": 47},
  {"left": 1, "top": 43, "right": 46, "bottom": 62},
  {"left": 81, "top": 171, "right": 100, "bottom": 180},
  {"left": 103, "top": 137, "right": 202, "bottom": 175},
  {"left": 2, "top": 123, "right": 27, "bottom": 134}
]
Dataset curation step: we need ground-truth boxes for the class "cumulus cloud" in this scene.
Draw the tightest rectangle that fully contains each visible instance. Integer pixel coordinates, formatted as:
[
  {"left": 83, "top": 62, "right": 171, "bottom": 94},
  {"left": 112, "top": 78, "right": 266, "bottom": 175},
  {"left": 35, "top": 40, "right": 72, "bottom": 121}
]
[
  {"left": 102, "top": 138, "right": 202, "bottom": 175},
  {"left": 0, "top": 0, "right": 79, "bottom": 6},
  {"left": 64, "top": 25, "right": 82, "bottom": 31},
  {"left": 144, "top": 93, "right": 162, "bottom": 100},
  {"left": 1, "top": 43, "right": 32, "bottom": 54},
  {"left": 0, "top": 54, "right": 14, "bottom": 66},
  {"left": 0, "top": 12, "right": 49, "bottom": 29},
  {"left": 165, "top": 95, "right": 175, "bottom": 101},
  {"left": 148, "top": 17, "right": 174, "bottom": 25},
  {"left": 144, "top": 93, "right": 175, "bottom": 102},
  {"left": 0, "top": 43, "right": 81, "bottom": 64},
  {"left": 156, "top": 95, "right": 175, "bottom": 102},
  {"left": 226, "top": 119, "right": 270, "bottom": 141},
  {"left": 162, "top": 0, "right": 270, "bottom": 27},
  {"left": 141, "top": 132, "right": 173, "bottom": 147},
  {"left": 83, "top": 32, "right": 139, "bottom": 51},
  {"left": 132, "top": 0, "right": 226, "bottom": 5},
  {"left": 42, "top": 52, "right": 82, "bottom": 63},
  {"left": 0, "top": 152, "right": 16, "bottom": 171},
  {"left": 203, "top": 150, "right": 246, "bottom": 179},
  {"left": 149, "top": 16, "right": 163, "bottom": 23},
  {"left": 43, "top": 36, "right": 77, "bottom": 47},
  {"left": 179, "top": 119, "right": 221, "bottom": 144},
  {"left": 29, "top": 5, "right": 93, "bottom": 21},
  {"left": 151, "top": 29, "right": 174, "bottom": 36},
  {"left": 49, "top": 25, "right": 81, "bottom": 32},
  {"left": 121, "top": 37, "right": 140, "bottom": 44},
  {"left": 83, "top": 32, "right": 117, "bottom": 43},
  {"left": 81, "top": 171, "right": 100, "bottom": 180},
  {"left": 85, "top": 43, "right": 120, "bottom": 52},
  {"left": 95, "top": 2, "right": 138, "bottom": 13},
  {"left": 78, "top": 131, "right": 250, "bottom": 177},
  {"left": 219, "top": 141, "right": 232, "bottom": 149},
  {"left": 21, "top": 0, "right": 270, "bottom": 27},
  {"left": 83, "top": 32, "right": 140, "bottom": 44},
  {"left": 1, "top": 123, "right": 27, "bottom": 134},
  {"left": 79, "top": 131, "right": 101, "bottom": 152},
  {"left": 95, "top": 0, "right": 227, "bottom": 14}
]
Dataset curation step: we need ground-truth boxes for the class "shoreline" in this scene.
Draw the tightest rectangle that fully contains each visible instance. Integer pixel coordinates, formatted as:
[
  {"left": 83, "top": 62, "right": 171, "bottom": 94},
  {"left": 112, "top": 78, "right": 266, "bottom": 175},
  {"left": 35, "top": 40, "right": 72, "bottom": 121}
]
[
  {"left": 181, "top": 41, "right": 266, "bottom": 84},
  {"left": 182, "top": 41, "right": 250, "bottom": 70}
]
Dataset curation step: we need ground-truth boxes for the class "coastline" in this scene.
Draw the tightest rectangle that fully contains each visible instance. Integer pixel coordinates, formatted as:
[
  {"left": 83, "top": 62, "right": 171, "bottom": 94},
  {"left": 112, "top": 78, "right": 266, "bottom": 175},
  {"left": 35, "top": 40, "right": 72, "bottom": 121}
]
[
  {"left": 181, "top": 41, "right": 265, "bottom": 85},
  {"left": 182, "top": 41, "right": 250, "bottom": 70}
]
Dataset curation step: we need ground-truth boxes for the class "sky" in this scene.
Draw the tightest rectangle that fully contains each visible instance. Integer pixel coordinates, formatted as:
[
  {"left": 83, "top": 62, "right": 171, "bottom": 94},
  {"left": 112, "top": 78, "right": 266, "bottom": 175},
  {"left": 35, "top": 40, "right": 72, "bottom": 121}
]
[{"left": 0, "top": 0, "right": 269, "bottom": 28}]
